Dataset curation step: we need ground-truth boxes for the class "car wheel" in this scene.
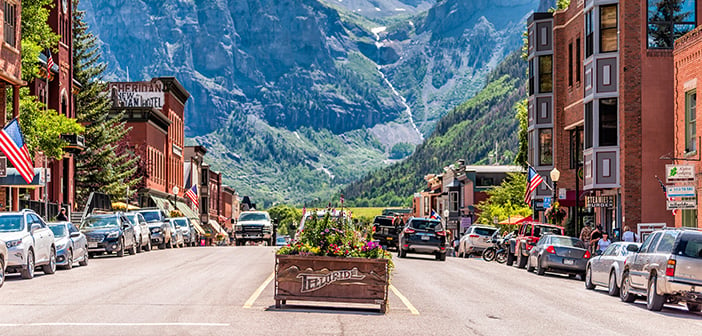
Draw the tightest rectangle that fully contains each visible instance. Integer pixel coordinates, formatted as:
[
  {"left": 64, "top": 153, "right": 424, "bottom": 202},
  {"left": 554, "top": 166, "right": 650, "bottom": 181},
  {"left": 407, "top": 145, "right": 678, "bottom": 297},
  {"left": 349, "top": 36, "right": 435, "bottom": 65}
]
[
  {"left": 20, "top": 249, "right": 35, "bottom": 279},
  {"left": 536, "top": 257, "right": 546, "bottom": 276},
  {"left": 64, "top": 249, "right": 73, "bottom": 270},
  {"left": 686, "top": 302, "right": 702, "bottom": 312},
  {"left": 608, "top": 271, "right": 620, "bottom": 296},
  {"left": 135, "top": 237, "right": 142, "bottom": 253},
  {"left": 585, "top": 266, "right": 595, "bottom": 290},
  {"left": 620, "top": 271, "right": 636, "bottom": 302},
  {"left": 436, "top": 253, "right": 446, "bottom": 261},
  {"left": 0, "top": 258, "right": 5, "bottom": 288},
  {"left": 145, "top": 239, "right": 152, "bottom": 252},
  {"left": 526, "top": 256, "right": 535, "bottom": 272},
  {"left": 506, "top": 251, "right": 515, "bottom": 266},
  {"left": 517, "top": 252, "right": 527, "bottom": 269},
  {"left": 646, "top": 275, "right": 665, "bottom": 311},
  {"left": 42, "top": 247, "right": 56, "bottom": 275},
  {"left": 117, "top": 239, "right": 125, "bottom": 257},
  {"left": 128, "top": 240, "right": 137, "bottom": 255},
  {"left": 79, "top": 247, "right": 89, "bottom": 266}
]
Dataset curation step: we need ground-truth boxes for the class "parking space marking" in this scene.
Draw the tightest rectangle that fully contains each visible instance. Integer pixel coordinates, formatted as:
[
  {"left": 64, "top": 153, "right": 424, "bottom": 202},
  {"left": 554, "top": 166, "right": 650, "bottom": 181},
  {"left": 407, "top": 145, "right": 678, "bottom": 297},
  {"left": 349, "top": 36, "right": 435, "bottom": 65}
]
[
  {"left": 0, "top": 323, "right": 229, "bottom": 327},
  {"left": 243, "top": 271, "right": 275, "bottom": 309},
  {"left": 389, "top": 284, "right": 419, "bottom": 315}
]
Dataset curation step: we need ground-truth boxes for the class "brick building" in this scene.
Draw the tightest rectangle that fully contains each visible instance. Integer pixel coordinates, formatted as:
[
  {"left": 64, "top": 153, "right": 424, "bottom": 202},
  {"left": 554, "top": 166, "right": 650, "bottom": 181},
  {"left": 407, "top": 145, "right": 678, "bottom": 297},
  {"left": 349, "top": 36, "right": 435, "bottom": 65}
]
[
  {"left": 526, "top": 1, "right": 702, "bottom": 235},
  {"left": 673, "top": 25, "right": 702, "bottom": 228}
]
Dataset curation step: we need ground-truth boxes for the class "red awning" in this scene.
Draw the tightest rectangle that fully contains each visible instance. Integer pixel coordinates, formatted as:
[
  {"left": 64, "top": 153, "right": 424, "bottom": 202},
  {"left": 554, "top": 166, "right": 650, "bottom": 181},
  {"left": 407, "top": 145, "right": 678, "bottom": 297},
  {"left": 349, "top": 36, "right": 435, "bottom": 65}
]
[{"left": 558, "top": 190, "right": 585, "bottom": 207}]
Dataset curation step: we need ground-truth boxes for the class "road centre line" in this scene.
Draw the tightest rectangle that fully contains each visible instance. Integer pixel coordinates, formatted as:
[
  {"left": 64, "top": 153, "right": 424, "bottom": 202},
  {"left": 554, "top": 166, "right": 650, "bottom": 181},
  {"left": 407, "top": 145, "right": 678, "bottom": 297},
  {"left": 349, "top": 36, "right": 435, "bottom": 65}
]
[
  {"left": 0, "top": 323, "right": 230, "bottom": 327},
  {"left": 243, "top": 271, "right": 275, "bottom": 308},
  {"left": 389, "top": 284, "right": 419, "bottom": 315}
]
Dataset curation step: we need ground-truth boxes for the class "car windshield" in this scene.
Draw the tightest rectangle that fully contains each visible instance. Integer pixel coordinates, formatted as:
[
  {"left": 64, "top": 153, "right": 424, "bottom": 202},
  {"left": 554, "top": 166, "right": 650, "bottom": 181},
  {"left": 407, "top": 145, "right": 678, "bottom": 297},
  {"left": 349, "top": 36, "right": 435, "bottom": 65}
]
[
  {"left": 0, "top": 215, "right": 24, "bottom": 232},
  {"left": 239, "top": 213, "right": 268, "bottom": 221},
  {"left": 175, "top": 219, "right": 189, "bottom": 227},
  {"left": 674, "top": 232, "right": 702, "bottom": 259},
  {"left": 410, "top": 220, "right": 442, "bottom": 231},
  {"left": 550, "top": 236, "right": 585, "bottom": 248},
  {"left": 49, "top": 225, "right": 68, "bottom": 238},
  {"left": 82, "top": 216, "right": 119, "bottom": 229},
  {"left": 139, "top": 211, "right": 162, "bottom": 223},
  {"left": 536, "top": 225, "right": 562, "bottom": 236},
  {"left": 474, "top": 227, "right": 497, "bottom": 236}
]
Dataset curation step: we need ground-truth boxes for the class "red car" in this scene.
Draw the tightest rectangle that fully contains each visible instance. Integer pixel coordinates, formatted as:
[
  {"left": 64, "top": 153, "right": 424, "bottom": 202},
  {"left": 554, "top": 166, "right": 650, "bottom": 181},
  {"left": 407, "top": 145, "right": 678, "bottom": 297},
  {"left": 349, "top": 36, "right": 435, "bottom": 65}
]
[{"left": 506, "top": 221, "right": 564, "bottom": 268}]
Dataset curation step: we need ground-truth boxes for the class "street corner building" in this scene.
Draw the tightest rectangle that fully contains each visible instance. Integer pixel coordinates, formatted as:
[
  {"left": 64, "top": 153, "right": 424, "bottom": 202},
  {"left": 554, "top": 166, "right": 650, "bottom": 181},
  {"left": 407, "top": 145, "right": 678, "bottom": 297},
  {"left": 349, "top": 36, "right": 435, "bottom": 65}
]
[{"left": 526, "top": 0, "right": 702, "bottom": 234}]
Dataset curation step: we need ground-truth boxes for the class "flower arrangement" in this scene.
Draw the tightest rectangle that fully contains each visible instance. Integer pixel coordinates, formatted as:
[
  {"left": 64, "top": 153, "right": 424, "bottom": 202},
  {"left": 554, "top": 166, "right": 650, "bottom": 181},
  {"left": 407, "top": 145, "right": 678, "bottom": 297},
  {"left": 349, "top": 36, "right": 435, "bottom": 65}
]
[
  {"left": 544, "top": 202, "right": 567, "bottom": 225},
  {"left": 277, "top": 213, "right": 392, "bottom": 266},
  {"left": 170, "top": 210, "right": 184, "bottom": 218}
]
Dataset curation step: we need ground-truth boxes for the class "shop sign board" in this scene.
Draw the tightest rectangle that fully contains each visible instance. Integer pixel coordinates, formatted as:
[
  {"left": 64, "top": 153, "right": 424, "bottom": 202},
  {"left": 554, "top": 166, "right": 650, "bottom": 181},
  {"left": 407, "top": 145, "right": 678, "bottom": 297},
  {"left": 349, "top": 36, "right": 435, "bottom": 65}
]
[
  {"left": 666, "top": 185, "right": 696, "bottom": 198},
  {"left": 666, "top": 164, "right": 696, "bottom": 183},
  {"left": 667, "top": 198, "right": 697, "bottom": 210},
  {"left": 585, "top": 195, "right": 614, "bottom": 208}
]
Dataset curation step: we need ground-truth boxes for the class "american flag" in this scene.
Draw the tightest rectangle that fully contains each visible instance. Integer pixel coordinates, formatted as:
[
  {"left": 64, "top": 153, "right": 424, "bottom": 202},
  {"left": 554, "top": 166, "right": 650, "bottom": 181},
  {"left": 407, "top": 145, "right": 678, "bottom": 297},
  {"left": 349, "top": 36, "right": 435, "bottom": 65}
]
[
  {"left": 185, "top": 185, "right": 199, "bottom": 207},
  {"left": 655, "top": 176, "right": 678, "bottom": 216},
  {"left": 0, "top": 119, "right": 34, "bottom": 184},
  {"left": 524, "top": 166, "right": 545, "bottom": 205},
  {"left": 46, "top": 49, "right": 54, "bottom": 78},
  {"left": 430, "top": 209, "right": 441, "bottom": 220}
]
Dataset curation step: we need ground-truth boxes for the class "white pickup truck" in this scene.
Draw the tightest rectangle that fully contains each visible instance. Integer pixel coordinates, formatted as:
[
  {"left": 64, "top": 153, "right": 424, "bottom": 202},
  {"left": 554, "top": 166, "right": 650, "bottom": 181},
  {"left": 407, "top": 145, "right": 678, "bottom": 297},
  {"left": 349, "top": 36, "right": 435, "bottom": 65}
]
[{"left": 234, "top": 211, "right": 274, "bottom": 246}]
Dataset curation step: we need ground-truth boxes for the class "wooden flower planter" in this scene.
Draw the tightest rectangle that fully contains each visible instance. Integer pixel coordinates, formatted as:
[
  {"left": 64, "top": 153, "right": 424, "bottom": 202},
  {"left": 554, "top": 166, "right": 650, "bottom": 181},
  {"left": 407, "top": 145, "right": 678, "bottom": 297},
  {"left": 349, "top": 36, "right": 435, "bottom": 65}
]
[{"left": 275, "top": 254, "right": 390, "bottom": 313}]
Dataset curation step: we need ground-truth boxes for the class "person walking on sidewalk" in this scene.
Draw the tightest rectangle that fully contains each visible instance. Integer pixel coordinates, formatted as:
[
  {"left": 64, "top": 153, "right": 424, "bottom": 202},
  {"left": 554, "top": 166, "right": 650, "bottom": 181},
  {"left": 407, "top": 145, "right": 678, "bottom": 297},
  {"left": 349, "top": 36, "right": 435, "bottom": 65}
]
[
  {"left": 579, "top": 223, "right": 592, "bottom": 251},
  {"left": 622, "top": 226, "right": 639, "bottom": 242},
  {"left": 589, "top": 225, "right": 603, "bottom": 253}
]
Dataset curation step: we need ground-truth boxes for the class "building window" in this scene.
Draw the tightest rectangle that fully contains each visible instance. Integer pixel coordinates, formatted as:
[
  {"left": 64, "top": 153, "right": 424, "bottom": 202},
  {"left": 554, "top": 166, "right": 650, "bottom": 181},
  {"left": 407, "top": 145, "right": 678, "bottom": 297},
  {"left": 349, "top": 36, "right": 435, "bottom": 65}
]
[
  {"left": 585, "top": 102, "right": 594, "bottom": 149},
  {"left": 570, "top": 128, "right": 584, "bottom": 169},
  {"left": 449, "top": 191, "right": 459, "bottom": 212},
  {"left": 528, "top": 130, "right": 534, "bottom": 166},
  {"left": 539, "top": 128, "right": 553, "bottom": 166},
  {"left": 568, "top": 43, "right": 574, "bottom": 87},
  {"left": 529, "top": 59, "right": 535, "bottom": 95},
  {"left": 599, "top": 98, "right": 618, "bottom": 146},
  {"left": 681, "top": 209, "right": 697, "bottom": 227},
  {"left": 585, "top": 11, "right": 594, "bottom": 57},
  {"left": 576, "top": 38, "right": 581, "bottom": 82},
  {"left": 539, "top": 55, "right": 553, "bottom": 93},
  {"left": 600, "top": 5, "right": 618, "bottom": 52},
  {"left": 4, "top": 2, "right": 16, "bottom": 47},
  {"left": 424, "top": 196, "right": 430, "bottom": 214},
  {"left": 686, "top": 90, "right": 697, "bottom": 152},
  {"left": 647, "top": 0, "right": 696, "bottom": 49}
]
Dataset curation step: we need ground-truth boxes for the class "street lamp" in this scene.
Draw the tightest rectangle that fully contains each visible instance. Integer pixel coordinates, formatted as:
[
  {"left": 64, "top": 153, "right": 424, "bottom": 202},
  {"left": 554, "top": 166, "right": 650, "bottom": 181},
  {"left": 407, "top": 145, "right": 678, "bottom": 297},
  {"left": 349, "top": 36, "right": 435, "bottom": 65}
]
[{"left": 550, "top": 167, "right": 560, "bottom": 202}]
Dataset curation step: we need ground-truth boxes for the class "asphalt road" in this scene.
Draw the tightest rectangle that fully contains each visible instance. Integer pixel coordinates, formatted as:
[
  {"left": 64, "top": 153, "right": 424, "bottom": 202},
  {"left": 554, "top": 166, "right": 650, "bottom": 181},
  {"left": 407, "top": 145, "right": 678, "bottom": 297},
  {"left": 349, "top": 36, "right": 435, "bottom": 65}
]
[{"left": 0, "top": 247, "right": 700, "bottom": 336}]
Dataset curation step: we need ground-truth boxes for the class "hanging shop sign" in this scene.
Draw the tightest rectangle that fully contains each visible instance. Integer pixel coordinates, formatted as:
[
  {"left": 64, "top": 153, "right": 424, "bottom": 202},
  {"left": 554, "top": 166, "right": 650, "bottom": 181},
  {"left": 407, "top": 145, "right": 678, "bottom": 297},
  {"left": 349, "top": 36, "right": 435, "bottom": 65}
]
[
  {"left": 585, "top": 195, "right": 614, "bottom": 208},
  {"left": 666, "top": 185, "right": 696, "bottom": 198},
  {"left": 667, "top": 198, "right": 697, "bottom": 210},
  {"left": 666, "top": 164, "right": 696, "bottom": 183}
]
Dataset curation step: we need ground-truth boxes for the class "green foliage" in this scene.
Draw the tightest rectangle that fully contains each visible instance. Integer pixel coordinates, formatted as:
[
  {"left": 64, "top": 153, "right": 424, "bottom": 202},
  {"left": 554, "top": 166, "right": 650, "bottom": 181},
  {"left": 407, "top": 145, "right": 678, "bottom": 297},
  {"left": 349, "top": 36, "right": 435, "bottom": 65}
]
[
  {"left": 557, "top": 0, "right": 571, "bottom": 10},
  {"left": 21, "top": 0, "right": 60, "bottom": 81},
  {"left": 389, "top": 142, "right": 415, "bottom": 159},
  {"left": 515, "top": 99, "right": 528, "bottom": 168},
  {"left": 73, "top": 0, "right": 140, "bottom": 207},
  {"left": 475, "top": 173, "right": 532, "bottom": 226},
  {"left": 268, "top": 204, "right": 302, "bottom": 236},
  {"left": 18, "top": 88, "right": 84, "bottom": 159}
]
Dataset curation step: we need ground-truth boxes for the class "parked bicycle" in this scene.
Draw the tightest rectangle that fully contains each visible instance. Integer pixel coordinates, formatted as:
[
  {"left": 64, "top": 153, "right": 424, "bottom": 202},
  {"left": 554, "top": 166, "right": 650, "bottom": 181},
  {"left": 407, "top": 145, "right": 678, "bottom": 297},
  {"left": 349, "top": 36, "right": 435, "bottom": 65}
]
[{"left": 482, "top": 233, "right": 510, "bottom": 263}]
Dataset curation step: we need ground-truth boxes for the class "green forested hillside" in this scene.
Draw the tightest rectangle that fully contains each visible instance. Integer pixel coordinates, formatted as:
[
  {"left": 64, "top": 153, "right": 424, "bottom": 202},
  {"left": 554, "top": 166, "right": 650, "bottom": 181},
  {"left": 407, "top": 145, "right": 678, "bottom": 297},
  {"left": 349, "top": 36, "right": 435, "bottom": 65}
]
[{"left": 343, "top": 51, "right": 526, "bottom": 206}]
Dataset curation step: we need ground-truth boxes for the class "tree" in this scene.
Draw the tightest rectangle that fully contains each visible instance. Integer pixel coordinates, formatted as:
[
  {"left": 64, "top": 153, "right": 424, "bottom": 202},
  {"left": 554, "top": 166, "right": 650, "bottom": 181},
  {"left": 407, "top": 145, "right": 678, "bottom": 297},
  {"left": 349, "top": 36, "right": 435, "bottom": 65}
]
[
  {"left": 514, "top": 99, "right": 528, "bottom": 168},
  {"left": 475, "top": 172, "right": 532, "bottom": 227},
  {"left": 268, "top": 204, "right": 302, "bottom": 236},
  {"left": 73, "top": 0, "right": 141, "bottom": 206},
  {"left": 648, "top": 0, "right": 694, "bottom": 48},
  {"left": 21, "top": 0, "right": 59, "bottom": 82}
]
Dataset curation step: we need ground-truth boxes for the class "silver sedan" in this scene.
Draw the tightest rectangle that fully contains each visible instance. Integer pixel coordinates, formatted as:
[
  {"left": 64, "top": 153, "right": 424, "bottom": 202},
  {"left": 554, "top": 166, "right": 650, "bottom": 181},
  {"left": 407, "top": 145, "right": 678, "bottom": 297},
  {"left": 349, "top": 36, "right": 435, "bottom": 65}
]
[
  {"left": 585, "top": 241, "right": 641, "bottom": 296},
  {"left": 526, "top": 235, "right": 590, "bottom": 278}
]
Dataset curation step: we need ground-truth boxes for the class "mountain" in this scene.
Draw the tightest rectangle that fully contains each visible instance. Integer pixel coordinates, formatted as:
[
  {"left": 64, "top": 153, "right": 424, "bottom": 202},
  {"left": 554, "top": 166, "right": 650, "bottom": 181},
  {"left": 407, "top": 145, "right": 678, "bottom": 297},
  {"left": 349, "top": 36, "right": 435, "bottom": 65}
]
[
  {"left": 320, "top": 0, "right": 435, "bottom": 18},
  {"left": 81, "top": 0, "right": 548, "bottom": 206},
  {"left": 343, "top": 51, "right": 527, "bottom": 206}
]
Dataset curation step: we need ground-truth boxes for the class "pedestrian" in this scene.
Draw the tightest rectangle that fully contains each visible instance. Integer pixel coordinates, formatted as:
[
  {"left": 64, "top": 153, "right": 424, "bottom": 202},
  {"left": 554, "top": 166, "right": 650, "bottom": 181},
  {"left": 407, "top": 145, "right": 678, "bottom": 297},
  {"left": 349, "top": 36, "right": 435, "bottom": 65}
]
[
  {"left": 579, "top": 223, "right": 592, "bottom": 251},
  {"left": 56, "top": 208, "right": 68, "bottom": 222},
  {"left": 598, "top": 232, "right": 612, "bottom": 253},
  {"left": 589, "top": 224, "right": 603, "bottom": 253},
  {"left": 622, "top": 226, "right": 639, "bottom": 242}
]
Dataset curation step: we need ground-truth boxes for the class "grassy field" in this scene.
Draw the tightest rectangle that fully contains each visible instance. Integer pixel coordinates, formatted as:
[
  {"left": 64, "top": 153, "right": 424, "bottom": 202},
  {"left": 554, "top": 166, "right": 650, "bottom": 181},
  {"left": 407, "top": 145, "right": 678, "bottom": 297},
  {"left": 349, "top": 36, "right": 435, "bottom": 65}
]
[{"left": 299, "top": 207, "right": 386, "bottom": 219}]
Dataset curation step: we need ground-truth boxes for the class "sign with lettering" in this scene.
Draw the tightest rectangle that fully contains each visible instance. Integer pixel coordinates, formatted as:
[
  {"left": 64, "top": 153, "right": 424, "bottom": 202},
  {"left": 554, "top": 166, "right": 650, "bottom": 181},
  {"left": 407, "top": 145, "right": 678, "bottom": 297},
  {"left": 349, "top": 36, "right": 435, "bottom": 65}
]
[
  {"left": 667, "top": 198, "right": 697, "bottom": 210},
  {"left": 109, "top": 80, "right": 165, "bottom": 109},
  {"left": 585, "top": 195, "right": 614, "bottom": 208},
  {"left": 0, "top": 157, "right": 5, "bottom": 177},
  {"left": 666, "top": 164, "right": 696, "bottom": 183},
  {"left": 297, "top": 268, "right": 366, "bottom": 293},
  {"left": 666, "top": 185, "right": 696, "bottom": 198}
]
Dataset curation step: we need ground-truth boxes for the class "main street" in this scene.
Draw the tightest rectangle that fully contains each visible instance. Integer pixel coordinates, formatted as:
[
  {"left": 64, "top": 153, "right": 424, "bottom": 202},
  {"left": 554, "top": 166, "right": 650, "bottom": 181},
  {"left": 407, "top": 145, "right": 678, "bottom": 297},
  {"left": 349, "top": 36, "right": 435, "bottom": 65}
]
[{"left": 0, "top": 247, "right": 700, "bottom": 336}]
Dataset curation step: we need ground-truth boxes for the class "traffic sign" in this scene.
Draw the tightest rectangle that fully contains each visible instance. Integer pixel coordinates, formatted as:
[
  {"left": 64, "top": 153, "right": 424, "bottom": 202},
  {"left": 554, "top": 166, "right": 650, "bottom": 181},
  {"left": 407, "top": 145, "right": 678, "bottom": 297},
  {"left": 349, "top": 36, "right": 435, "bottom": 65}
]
[{"left": 543, "top": 197, "right": 552, "bottom": 209}]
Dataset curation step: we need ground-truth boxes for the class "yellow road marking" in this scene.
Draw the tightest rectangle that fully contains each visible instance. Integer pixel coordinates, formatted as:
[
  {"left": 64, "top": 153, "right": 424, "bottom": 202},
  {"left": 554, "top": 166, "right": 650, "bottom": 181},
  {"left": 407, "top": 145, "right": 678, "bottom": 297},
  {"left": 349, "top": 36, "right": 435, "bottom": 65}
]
[
  {"left": 389, "top": 284, "right": 419, "bottom": 315},
  {"left": 243, "top": 272, "right": 275, "bottom": 309}
]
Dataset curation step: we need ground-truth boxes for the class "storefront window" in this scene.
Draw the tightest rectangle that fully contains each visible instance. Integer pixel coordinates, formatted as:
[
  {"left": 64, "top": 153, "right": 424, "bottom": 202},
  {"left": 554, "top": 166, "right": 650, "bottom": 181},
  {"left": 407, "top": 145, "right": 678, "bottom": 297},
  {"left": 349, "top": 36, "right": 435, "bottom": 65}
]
[
  {"left": 539, "top": 128, "right": 553, "bottom": 166},
  {"left": 647, "top": 0, "right": 696, "bottom": 49}
]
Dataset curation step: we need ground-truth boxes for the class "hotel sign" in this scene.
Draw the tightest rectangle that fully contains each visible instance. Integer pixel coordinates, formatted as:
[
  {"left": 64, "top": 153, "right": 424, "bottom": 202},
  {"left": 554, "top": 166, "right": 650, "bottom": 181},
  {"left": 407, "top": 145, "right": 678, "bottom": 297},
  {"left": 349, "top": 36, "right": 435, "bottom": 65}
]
[
  {"left": 109, "top": 80, "right": 165, "bottom": 109},
  {"left": 666, "top": 164, "right": 696, "bottom": 183},
  {"left": 585, "top": 195, "right": 614, "bottom": 208}
]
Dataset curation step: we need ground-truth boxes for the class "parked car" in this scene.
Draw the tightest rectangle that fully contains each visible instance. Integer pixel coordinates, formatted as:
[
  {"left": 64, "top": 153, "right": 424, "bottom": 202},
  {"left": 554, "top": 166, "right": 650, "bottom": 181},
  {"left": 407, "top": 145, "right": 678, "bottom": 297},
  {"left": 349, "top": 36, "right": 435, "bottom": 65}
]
[
  {"left": 526, "top": 235, "right": 590, "bottom": 278},
  {"left": 48, "top": 222, "right": 89, "bottom": 269},
  {"left": 507, "top": 221, "right": 564, "bottom": 268},
  {"left": 235, "top": 211, "right": 274, "bottom": 246},
  {"left": 125, "top": 212, "right": 152, "bottom": 252},
  {"left": 457, "top": 225, "right": 499, "bottom": 257},
  {"left": 585, "top": 241, "right": 641, "bottom": 296},
  {"left": 371, "top": 215, "right": 404, "bottom": 250},
  {"left": 168, "top": 219, "right": 185, "bottom": 248},
  {"left": 171, "top": 217, "right": 196, "bottom": 247},
  {"left": 0, "top": 210, "right": 57, "bottom": 279},
  {"left": 275, "top": 236, "right": 289, "bottom": 246},
  {"left": 0, "top": 239, "right": 6, "bottom": 287},
  {"left": 136, "top": 208, "right": 172, "bottom": 249},
  {"left": 620, "top": 228, "right": 702, "bottom": 312},
  {"left": 81, "top": 213, "right": 137, "bottom": 257},
  {"left": 397, "top": 218, "right": 447, "bottom": 261}
]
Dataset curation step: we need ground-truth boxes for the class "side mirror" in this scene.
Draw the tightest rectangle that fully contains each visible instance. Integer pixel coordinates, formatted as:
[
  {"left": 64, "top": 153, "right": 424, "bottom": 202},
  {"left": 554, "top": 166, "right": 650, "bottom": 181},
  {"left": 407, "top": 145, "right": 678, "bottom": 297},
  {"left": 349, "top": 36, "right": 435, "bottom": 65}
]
[
  {"left": 70, "top": 231, "right": 81, "bottom": 238},
  {"left": 31, "top": 223, "right": 41, "bottom": 233},
  {"left": 626, "top": 244, "right": 640, "bottom": 252}
]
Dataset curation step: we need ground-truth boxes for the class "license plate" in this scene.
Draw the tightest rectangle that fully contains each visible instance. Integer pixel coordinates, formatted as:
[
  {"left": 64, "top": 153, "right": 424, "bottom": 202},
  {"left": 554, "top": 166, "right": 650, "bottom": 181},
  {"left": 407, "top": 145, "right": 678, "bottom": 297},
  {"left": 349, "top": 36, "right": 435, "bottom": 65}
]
[
  {"left": 88, "top": 242, "right": 97, "bottom": 248},
  {"left": 563, "top": 259, "right": 574, "bottom": 265},
  {"left": 421, "top": 235, "right": 430, "bottom": 241},
  {"left": 386, "top": 237, "right": 393, "bottom": 240}
]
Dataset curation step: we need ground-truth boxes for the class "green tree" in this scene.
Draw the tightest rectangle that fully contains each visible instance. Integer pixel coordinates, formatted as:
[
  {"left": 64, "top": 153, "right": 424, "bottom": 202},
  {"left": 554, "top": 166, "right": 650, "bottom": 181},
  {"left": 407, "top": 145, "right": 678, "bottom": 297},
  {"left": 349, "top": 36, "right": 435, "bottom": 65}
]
[
  {"left": 21, "top": 0, "right": 59, "bottom": 82},
  {"left": 73, "top": 0, "right": 140, "bottom": 206},
  {"left": 475, "top": 172, "right": 532, "bottom": 227},
  {"left": 268, "top": 204, "right": 302, "bottom": 236},
  {"left": 648, "top": 0, "right": 694, "bottom": 48},
  {"left": 514, "top": 99, "right": 528, "bottom": 168}
]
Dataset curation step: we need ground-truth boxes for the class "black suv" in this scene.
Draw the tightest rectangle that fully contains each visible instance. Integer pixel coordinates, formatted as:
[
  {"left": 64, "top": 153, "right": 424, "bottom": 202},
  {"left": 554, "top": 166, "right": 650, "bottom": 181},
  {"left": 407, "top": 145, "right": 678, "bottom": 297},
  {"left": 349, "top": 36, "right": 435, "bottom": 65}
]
[
  {"left": 372, "top": 215, "right": 404, "bottom": 250},
  {"left": 81, "top": 213, "right": 137, "bottom": 257},
  {"left": 135, "top": 208, "right": 173, "bottom": 249},
  {"left": 398, "top": 218, "right": 447, "bottom": 261}
]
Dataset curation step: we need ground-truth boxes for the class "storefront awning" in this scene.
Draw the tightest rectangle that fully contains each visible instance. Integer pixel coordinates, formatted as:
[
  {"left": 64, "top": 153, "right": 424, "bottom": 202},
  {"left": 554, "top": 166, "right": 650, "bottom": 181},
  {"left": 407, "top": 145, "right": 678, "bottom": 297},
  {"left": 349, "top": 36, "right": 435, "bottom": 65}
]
[
  {"left": 149, "top": 194, "right": 174, "bottom": 213},
  {"left": 208, "top": 220, "right": 228, "bottom": 237},
  {"left": 191, "top": 220, "right": 206, "bottom": 235},
  {"left": 175, "top": 201, "right": 198, "bottom": 220},
  {"left": 0, "top": 168, "right": 43, "bottom": 187}
]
